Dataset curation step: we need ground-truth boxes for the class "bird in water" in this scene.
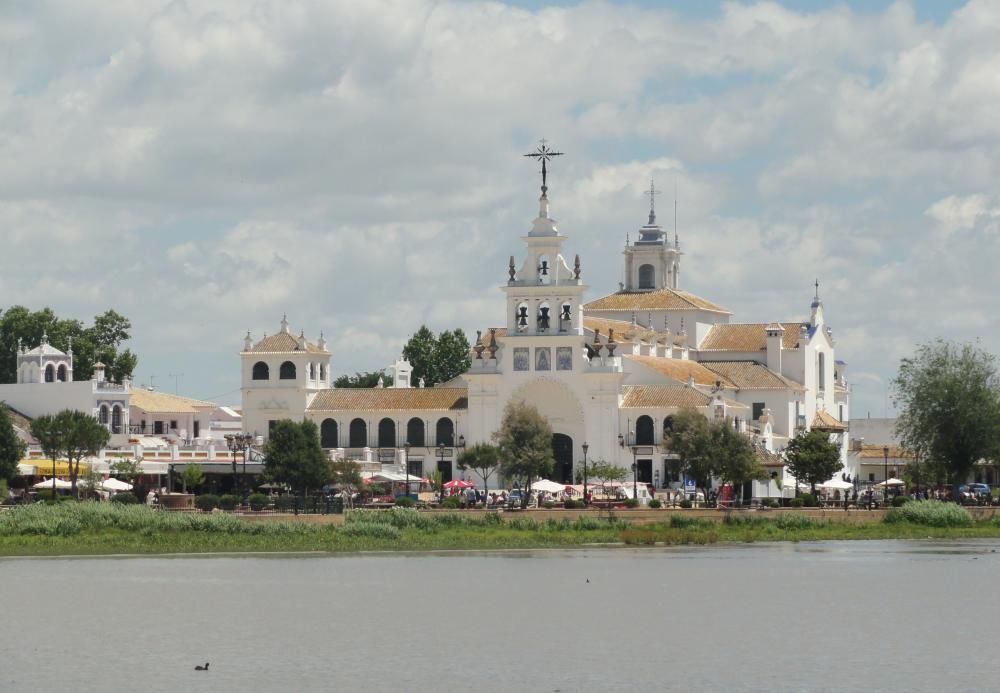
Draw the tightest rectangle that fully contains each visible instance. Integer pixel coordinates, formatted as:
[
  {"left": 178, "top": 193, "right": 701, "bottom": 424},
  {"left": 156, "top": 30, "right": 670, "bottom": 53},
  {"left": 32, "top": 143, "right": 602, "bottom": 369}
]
[{"left": 195, "top": 663, "right": 209, "bottom": 671}]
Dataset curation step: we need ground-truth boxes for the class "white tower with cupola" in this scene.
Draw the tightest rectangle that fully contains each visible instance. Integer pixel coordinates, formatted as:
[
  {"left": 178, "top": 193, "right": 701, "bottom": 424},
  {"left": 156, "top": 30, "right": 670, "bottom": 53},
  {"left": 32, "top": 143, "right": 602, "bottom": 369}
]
[{"left": 623, "top": 180, "right": 681, "bottom": 291}]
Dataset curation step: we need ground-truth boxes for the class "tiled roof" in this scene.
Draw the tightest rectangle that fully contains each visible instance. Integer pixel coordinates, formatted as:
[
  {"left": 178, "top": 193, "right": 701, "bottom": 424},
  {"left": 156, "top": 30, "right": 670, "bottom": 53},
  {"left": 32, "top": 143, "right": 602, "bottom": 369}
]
[
  {"left": 811, "top": 410, "right": 848, "bottom": 431},
  {"left": 308, "top": 388, "right": 468, "bottom": 412},
  {"left": 857, "top": 444, "right": 911, "bottom": 460},
  {"left": 1, "top": 404, "right": 32, "bottom": 430},
  {"left": 583, "top": 317, "right": 658, "bottom": 343},
  {"left": 584, "top": 288, "right": 731, "bottom": 314},
  {"left": 698, "top": 323, "right": 806, "bottom": 352},
  {"left": 754, "top": 446, "right": 785, "bottom": 467},
  {"left": 701, "top": 361, "right": 805, "bottom": 390},
  {"left": 624, "top": 355, "right": 731, "bottom": 387},
  {"left": 245, "top": 332, "right": 328, "bottom": 354},
  {"left": 130, "top": 389, "right": 216, "bottom": 414},
  {"left": 620, "top": 385, "right": 712, "bottom": 409}
]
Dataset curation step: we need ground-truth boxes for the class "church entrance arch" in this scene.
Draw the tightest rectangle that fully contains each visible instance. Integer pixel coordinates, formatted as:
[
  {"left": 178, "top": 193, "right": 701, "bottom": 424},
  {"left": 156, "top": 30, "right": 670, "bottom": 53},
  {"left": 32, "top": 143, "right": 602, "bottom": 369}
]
[{"left": 552, "top": 433, "right": 573, "bottom": 484}]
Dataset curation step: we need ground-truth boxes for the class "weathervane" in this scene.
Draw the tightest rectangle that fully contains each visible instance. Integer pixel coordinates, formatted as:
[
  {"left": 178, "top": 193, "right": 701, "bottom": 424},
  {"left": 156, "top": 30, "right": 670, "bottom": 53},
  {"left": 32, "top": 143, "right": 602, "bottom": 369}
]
[
  {"left": 645, "top": 178, "right": 660, "bottom": 224},
  {"left": 523, "top": 138, "right": 563, "bottom": 195}
]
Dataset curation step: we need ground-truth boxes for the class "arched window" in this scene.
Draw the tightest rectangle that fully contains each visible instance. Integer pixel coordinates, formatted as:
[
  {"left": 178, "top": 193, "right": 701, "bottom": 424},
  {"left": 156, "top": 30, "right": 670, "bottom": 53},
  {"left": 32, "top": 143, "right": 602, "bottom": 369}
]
[
  {"left": 252, "top": 362, "right": 269, "bottom": 380},
  {"left": 279, "top": 361, "right": 296, "bottom": 380},
  {"left": 378, "top": 418, "right": 396, "bottom": 448},
  {"left": 636, "top": 415, "right": 655, "bottom": 445},
  {"left": 537, "top": 254, "right": 551, "bottom": 284},
  {"left": 44, "top": 364, "right": 54, "bottom": 382},
  {"left": 638, "top": 264, "right": 655, "bottom": 290},
  {"left": 320, "top": 419, "right": 338, "bottom": 448},
  {"left": 663, "top": 416, "right": 675, "bottom": 437},
  {"left": 349, "top": 418, "right": 367, "bottom": 448},
  {"left": 309, "top": 363, "right": 315, "bottom": 380},
  {"left": 516, "top": 302, "right": 529, "bottom": 332},
  {"left": 436, "top": 417, "right": 454, "bottom": 446},
  {"left": 537, "top": 301, "right": 551, "bottom": 332},
  {"left": 407, "top": 417, "right": 425, "bottom": 447},
  {"left": 319, "top": 364, "right": 326, "bottom": 382},
  {"left": 57, "top": 364, "right": 67, "bottom": 382},
  {"left": 818, "top": 353, "right": 826, "bottom": 392},
  {"left": 99, "top": 405, "right": 109, "bottom": 426},
  {"left": 111, "top": 405, "right": 122, "bottom": 434}
]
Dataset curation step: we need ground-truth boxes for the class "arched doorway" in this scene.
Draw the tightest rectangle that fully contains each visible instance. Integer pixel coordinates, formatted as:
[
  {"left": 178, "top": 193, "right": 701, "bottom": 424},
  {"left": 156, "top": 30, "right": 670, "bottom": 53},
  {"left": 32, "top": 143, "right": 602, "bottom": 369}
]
[{"left": 552, "top": 433, "right": 573, "bottom": 484}]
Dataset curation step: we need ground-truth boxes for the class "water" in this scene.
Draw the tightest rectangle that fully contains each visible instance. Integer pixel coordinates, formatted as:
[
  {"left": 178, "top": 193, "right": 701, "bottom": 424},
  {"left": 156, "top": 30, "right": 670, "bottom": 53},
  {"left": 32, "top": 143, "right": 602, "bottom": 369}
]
[{"left": 2, "top": 541, "right": 999, "bottom": 692}]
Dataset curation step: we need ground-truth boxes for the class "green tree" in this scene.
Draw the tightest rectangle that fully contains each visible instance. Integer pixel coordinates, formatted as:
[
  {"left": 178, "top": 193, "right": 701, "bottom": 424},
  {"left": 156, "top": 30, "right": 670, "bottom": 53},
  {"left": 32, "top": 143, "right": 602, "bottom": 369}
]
[
  {"left": 110, "top": 457, "right": 143, "bottom": 484},
  {"left": 663, "top": 408, "right": 715, "bottom": 499},
  {"left": 181, "top": 464, "right": 205, "bottom": 493},
  {"left": 333, "top": 370, "right": 390, "bottom": 388},
  {"left": 494, "top": 401, "right": 554, "bottom": 507},
  {"left": 712, "top": 424, "right": 765, "bottom": 503},
  {"left": 30, "top": 409, "right": 110, "bottom": 498},
  {"left": 328, "top": 457, "right": 363, "bottom": 509},
  {"left": 893, "top": 340, "right": 1000, "bottom": 499},
  {"left": 402, "top": 325, "right": 471, "bottom": 386},
  {"left": 263, "top": 419, "right": 330, "bottom": 494},
  {"left": 785, "top": 429, "right": 843, "bottom": 495},
  {"left": 0, "top": 405, "right": 27, "bottom": 483},
  {"left": 457, "top": 443, "right": 500, "bottom": 496},
  {"left": 0, "top": 306, "right": 137, "bottom": 383}
]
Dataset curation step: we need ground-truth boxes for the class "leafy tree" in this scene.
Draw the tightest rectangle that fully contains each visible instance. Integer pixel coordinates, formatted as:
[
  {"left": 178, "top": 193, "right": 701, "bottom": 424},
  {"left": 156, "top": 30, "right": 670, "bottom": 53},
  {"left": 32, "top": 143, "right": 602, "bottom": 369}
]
[
  {"left": 181, "top": 464, "right": 206, "bottom": 493},
  {"left": 663, "top": 408, "right": 715, "bottom": 499},
  {"left": 457, "top": 443, "right": 500, "bottom": 496},
  {"left": 712, "top": 424, "right": 766, "bottom": 503},
  {"left": 328, "top": 457, "right": 363, "bottom": 509},
  {"left": 587, "top": 461, "right": 627, "bottom": 483},
  {"left": 494, "top": 401, "right": 553, "bottom": 507},
  {"left": 334, "top": 370, "right": 390, "bottom": 388},
  {"left": 263, "top": 419, "right": 330, "bottom": 494},
  {"left": 110, "top": 457, "right": 143, "bottom": 484},
  {"left": 402, "top": 325, "right": 471, "bottom": 386},
  {"left": 0, "top": 306, "right": 137, "bottom": 383},
  {"left": 30, "top": 409, "right": 110, "bottom": 498},
  {"left": 785, "top": 429, "right": 843, "bottom": 494},
  {"left": 893, "top": 340, "right": 1000, "bottom": 499},
  {"left": 0, "top": 405, "right": 27, "bottom": 483}
]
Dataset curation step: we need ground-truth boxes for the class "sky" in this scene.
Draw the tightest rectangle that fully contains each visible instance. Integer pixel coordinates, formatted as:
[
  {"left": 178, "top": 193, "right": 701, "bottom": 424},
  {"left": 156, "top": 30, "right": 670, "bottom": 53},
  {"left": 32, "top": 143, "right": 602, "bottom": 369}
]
[{"left": 1, "top": 0, "right": 997, "bottom": 419}]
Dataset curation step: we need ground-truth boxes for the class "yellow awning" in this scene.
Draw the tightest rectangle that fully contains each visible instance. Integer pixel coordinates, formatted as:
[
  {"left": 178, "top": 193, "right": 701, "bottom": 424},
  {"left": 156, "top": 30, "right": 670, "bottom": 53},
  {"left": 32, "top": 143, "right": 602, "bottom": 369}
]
[{"left": 20, "top": 460, "right": 91, "bottom": 476}]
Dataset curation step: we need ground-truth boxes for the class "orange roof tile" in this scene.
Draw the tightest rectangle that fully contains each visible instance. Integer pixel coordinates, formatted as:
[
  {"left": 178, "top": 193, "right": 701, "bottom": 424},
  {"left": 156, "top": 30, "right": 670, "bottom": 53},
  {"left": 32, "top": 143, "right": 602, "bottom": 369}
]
[
  {"left": 812, "top": 410, "right": 848, "bottom": 431},
  {"left": 308, "top": 388, "right": 468, "bottom": 412},
  {"left": 701, "top": 361, "right": 804, "bottom": 390},
  {"left": 583, "top": 317, "right": 658, "bottom": 343},
  {"left": 585, "top": 288, "right": 731, "bottom": 314},
  {"left": 624, "top": 355, "right": 731, "bottom": 387},
  {"left": 698, "top": 323, "right": 806, "bottom": 352},
  {"left": 620, "top": 385, "right": 712, "bottom": 408},
  {"left": 245, "top": 332, "right": 328, "bottom": 354},
  {"left": 857, "top": 444, "right": 912, "bottom": 460},
  {"left": 130, "top": 389, "right": 216, "bottom": 414}
]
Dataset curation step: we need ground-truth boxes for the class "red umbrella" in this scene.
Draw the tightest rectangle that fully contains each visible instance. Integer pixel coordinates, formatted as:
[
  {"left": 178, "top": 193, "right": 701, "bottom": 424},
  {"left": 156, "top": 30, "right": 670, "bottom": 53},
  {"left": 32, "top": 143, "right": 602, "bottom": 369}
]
[{"left": 442, "top": 480, "right": 474, "bottom": 490}]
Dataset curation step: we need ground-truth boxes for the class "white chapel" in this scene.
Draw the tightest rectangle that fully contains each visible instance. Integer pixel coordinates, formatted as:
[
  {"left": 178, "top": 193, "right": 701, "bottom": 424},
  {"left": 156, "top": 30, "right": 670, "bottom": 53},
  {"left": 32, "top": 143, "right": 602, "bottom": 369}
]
[{"left": 240, "top": 148, "right": 849, "bottom": 498}]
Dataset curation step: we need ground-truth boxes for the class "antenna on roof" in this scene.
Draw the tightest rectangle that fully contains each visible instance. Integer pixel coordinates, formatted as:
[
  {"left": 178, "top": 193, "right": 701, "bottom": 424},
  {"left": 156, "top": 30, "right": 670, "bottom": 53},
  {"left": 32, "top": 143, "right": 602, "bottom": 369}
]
[
  {"left": 673, "top": 177, "right": 678, "bottom": 247},
  {"left": 169, "top": 372, "right": 184, "bottom": 395}
]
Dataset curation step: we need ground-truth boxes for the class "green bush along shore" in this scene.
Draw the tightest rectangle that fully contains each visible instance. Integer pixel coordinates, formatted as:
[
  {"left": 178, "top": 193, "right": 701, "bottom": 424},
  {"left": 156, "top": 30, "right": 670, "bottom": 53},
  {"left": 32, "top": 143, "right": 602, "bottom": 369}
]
[{"left": 0, "top": 501, "right": 998, "bottom": 556}]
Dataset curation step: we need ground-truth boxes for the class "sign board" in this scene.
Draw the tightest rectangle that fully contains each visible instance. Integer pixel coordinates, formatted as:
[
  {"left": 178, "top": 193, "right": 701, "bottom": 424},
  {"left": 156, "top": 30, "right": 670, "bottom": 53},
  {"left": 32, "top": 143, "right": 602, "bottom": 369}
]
[{"left": 684, "top": 478, "right": 696, "bottom": 490}]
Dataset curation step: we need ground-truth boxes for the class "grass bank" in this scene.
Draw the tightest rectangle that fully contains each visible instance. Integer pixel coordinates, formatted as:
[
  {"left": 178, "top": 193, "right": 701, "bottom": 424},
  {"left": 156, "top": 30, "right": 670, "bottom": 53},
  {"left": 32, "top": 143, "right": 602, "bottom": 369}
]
[{"left": 2, "top": 502, "right": 999, "bottom": 557}]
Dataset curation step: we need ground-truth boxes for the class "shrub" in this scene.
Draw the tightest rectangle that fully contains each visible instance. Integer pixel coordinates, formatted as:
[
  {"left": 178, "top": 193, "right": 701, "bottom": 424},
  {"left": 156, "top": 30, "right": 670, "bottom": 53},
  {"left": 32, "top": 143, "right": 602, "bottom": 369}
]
[
  {"left": 671, "top": 514, "right": 712, "bottom": 529},
  {"left": 891, "top": 496, "right": 911, "bottom": 507},
  {"left": 679, "top": 499, "right": 692, "bottom": 509},
  {"left": 648, "top": 499, "right": 662, "bottom": 509},
  {"left": 394, "top": 495, "right": 415, "bottom": 508},
  {"left": 111, "top": 492, "right": 137, "bottom": 504},
  {"left": 218, "top": 494, "right": 240, "bottom": 511},
  {"left": 790, "top": 497, "right": 804, "bottom": 508},
  {"left": 885, "top": 500, "right": 973, "bottom": 527},
  {"left": 441, "top": 495, "right": 462, "bottom": 509},
  {"left": 275, "top": 495, "right": 295, "bottom": 512},
  {"left": 195, "top": 494, "right": 219, "bottom": 512},
  {"left": 563, "top": 499, "right": 582, "bottom": 509},
  {"left": 799, "top": 493, "right": 818, "bottom": 507},
  {"left": 542, "top": 501, "right": 555, "bottom": 509},
  {"left": 622, "top": 498, "right": 639, "bottom": 508},
  {"left": 762, "top": 498, "right": 779, "bottom": 508},
  {"left": 248, "top": 493, "right": 269, "bottom": 511}
]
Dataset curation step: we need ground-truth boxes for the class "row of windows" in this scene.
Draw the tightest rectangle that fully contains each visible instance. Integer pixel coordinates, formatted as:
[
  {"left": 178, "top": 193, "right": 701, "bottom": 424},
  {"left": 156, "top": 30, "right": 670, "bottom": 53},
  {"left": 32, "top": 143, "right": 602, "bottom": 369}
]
[
  {"left": 251, "top": 361, "right": 327, "bottom": 381},
  {"left": 44, "top": 363, "right": 69, "bottom": 382},
  {"left": 98, "top": 404, "right": 124, "bottom": 434},
  {"left": 512, "top": 347, "right": 574, "bottom": 372},
  {"left": 319, "top": 417, "right": 455, "bottom": 449}
]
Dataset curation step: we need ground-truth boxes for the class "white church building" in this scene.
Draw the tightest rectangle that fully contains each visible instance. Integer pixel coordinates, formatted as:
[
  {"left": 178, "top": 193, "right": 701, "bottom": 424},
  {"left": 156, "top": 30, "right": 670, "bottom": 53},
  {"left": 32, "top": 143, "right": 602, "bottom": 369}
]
[{"left": 240, "top": 155, "right": 849, "bottom": 497}]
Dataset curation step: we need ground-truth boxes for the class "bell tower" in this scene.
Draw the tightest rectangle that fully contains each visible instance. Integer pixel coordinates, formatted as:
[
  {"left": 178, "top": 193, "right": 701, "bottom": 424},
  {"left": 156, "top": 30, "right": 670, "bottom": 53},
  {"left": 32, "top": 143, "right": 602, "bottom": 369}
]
[{"left": 623, "top": 179, "right": 681, "bottom": 291}]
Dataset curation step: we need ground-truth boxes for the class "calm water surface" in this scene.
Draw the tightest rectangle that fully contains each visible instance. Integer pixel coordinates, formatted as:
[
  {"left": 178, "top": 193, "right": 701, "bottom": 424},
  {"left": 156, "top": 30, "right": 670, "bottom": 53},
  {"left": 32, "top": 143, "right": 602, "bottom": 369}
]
[{"left": 2, "top": 540, "right": 998, "bottom": 692}]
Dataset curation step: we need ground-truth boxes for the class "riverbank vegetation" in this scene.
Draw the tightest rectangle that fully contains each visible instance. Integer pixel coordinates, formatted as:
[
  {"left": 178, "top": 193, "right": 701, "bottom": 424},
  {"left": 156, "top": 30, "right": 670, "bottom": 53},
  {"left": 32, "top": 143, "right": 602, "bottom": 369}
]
[{"left": 1, "top": 502, "right": 999, "bottom": 557}]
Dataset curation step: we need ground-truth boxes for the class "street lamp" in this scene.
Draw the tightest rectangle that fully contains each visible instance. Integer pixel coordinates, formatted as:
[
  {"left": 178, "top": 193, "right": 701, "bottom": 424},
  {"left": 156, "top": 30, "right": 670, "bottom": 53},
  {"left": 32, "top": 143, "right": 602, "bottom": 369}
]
[
  {"left": 225, "top": 433, "right": 254, "bottom": 496},
  {"left": 883, "top": 445, "right": 889, "bottom": 506},
  {"left": 629, "top": 431, "right": 638, "bottom": 500},
  {"left": 582, "top": 442, "right": 589, "bottom": 506},
  {"left": 403, "top": 441, "right": 411, "bottom": 501},
  {"left": 437, "top": 442, "right": 447, "bottom": 503}
]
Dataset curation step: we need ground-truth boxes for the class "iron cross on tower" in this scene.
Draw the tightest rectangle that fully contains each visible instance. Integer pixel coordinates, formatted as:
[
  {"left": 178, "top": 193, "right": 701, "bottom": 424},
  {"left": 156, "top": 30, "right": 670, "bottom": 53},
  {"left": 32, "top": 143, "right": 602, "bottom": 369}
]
[
  {"left": 645, "top": 178, "right": 660, "bottom": 224},
  {"left": 523, "top": 139, "right": 563, "bottom": 195}
]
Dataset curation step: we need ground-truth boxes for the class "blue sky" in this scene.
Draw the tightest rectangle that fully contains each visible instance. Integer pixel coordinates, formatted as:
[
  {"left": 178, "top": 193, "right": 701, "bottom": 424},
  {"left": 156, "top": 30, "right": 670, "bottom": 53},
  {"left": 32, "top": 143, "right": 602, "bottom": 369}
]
[{"left": 1, "top": 0, "right": 998, "bottom": 420}]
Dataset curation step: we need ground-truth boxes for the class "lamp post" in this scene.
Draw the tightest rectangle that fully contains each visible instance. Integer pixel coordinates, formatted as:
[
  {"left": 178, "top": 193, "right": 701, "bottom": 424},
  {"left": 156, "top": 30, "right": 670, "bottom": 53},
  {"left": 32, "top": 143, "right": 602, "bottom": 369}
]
[
  {"left": 225, "top": 433, "right": 238, "bottom": 494},
  {"left": 403, "top": 441, "right": 411, "bottom": 501},
  {"left": 582, "top": 442, "right": 589, "bottom": 506},
  {"left": 437, "top": 442, "right": 446, "bottom": 503},
  {"left": 619, "top": 430, "right": 638, "bottom": 500},
  {"left": 226, "top": 433, "right": 253, "bottom": 496},
  {"left": 883, "top": 445, "right": 889, "bottom": 506}
]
